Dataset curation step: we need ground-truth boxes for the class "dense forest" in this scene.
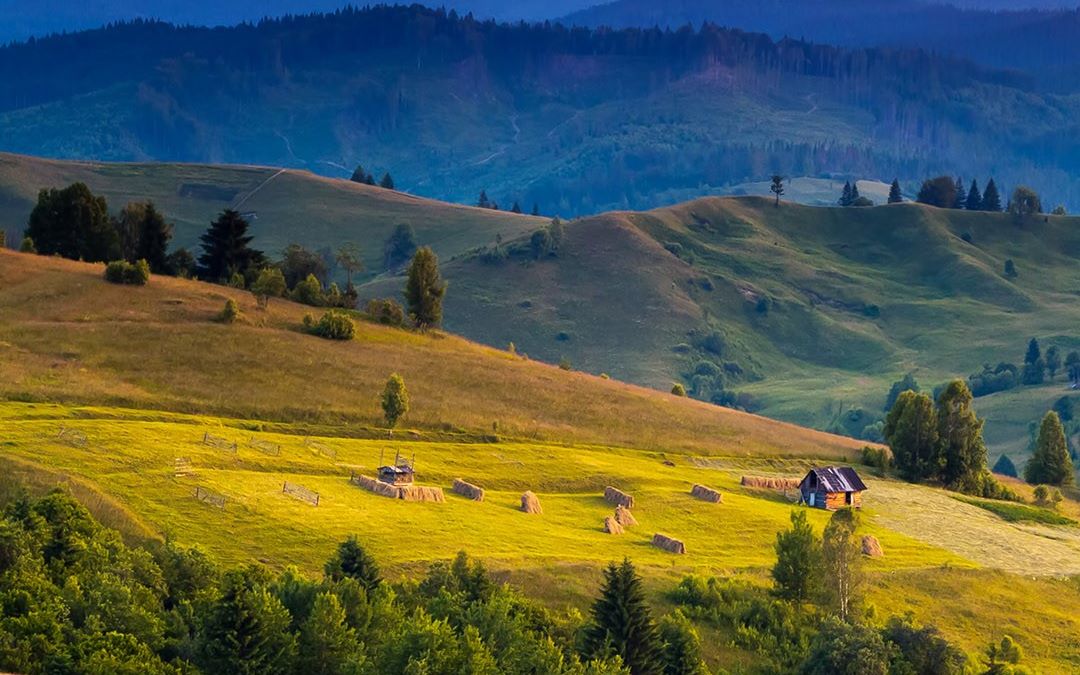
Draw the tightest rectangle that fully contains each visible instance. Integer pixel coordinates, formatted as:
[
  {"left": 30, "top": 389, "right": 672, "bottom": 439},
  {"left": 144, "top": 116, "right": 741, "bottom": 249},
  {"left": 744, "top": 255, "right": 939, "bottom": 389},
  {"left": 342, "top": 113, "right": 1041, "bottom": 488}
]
[{"left": 0, "top": 5, "right": 1077, "bottom": 213}]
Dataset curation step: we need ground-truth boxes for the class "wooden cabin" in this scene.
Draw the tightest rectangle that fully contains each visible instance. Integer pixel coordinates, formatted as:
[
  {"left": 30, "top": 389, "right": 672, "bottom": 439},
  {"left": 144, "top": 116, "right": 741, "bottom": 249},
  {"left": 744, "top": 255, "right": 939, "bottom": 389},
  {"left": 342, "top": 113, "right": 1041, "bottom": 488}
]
[
  {"left": 799, "top": 466, "right": 867, "bottom": 510},
  {"left": 377, "top": 452, "right": 415, "bottom": 486}
]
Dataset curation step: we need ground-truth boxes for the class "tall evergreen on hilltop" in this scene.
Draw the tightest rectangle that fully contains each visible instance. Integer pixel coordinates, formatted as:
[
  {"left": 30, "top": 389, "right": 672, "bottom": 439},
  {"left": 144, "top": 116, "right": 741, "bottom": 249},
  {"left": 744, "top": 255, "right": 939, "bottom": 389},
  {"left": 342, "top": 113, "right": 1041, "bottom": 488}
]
[
  {"left": 952, "top": 177, "right": 966, "bottom": 209},
  {"left": 888, "top": 179, "right": 903, "bottom": 204},
  {"left": 965, "top": 179, "right": 982, "bottom": 211},
  {"left": 839, "top": 181, "right": 853, "bottom": 207},
  {"left": 584, "top": 559, "right": 664, "bottom": 675},
  {"left": 1025, "top": 411, "right": 1075, "bottom": 486},
  {"left": 1022, "top": 337, "right": 1045, "bottom": 385},
  {"left": 982, "top": 179, "right": 1003, "bottom": 211},
  {"left": 197, "top": 209, "right": 266, "bottom": 283}
]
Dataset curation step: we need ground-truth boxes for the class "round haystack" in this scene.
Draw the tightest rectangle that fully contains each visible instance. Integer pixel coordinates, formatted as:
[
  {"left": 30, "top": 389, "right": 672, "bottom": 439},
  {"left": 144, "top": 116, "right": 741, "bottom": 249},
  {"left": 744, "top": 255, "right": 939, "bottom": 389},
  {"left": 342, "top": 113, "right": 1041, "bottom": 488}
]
[
  {"left": 521, "top": 491, "right": 543, "bottom": 514},
  {"left": 861, "top": 535, "right": 884, "bottom": 558},
  {"left": 614, "top": 504, "right": 638, "bottom": 527},
  {"left": 603, "top": 516, "right": 624, "bottom": 535}
]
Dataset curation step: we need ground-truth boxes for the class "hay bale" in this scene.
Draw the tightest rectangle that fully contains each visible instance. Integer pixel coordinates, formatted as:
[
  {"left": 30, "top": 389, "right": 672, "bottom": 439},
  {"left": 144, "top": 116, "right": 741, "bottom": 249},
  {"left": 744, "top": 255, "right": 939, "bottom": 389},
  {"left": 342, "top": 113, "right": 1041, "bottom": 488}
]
[
  {"left": 603, "top": 516, "right": 624, "bottom": 535},
  {"left": 400, "top": 485, "right": 446, "bottom": 503},
  {"left": 453, "top": 478, "right": 485, "bottom": 502},
  {"left": 861, "top": 535, "right": 884, "bottom": 558},
  {"left": 352, "top": 474, "right": 402, "bottom": 499},
  {"left": 740, "top": 475, "right": 800, "bottom": 490},
  {"left": 614, "top": 504, "right": 638, "bottom": 527},
  {"left": 690, "top": 484, "right": 723, "bottom": 503},
  {"left": 521, "top": 491, "right": 543, "bottom": 514},
  {"left": 604, "top": 486, "right": 635, "bottom": 509},
  {"left": 651, "top": 533, "right": 686, "bottom": 555}
]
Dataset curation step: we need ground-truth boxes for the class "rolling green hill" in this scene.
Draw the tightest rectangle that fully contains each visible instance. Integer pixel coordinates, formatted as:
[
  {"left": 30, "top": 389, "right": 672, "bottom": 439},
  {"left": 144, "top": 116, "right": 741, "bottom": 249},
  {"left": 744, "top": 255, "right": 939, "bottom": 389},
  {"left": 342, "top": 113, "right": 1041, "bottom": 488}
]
[
  {"left": 361, "top": 196, "right": 1080, "bottom": 469},
  {"left": 2, "top": 251, "right": 1080, "bottom": 670},
  {"left": 0, "top": 151, "right": 544, "bottom": 275}
]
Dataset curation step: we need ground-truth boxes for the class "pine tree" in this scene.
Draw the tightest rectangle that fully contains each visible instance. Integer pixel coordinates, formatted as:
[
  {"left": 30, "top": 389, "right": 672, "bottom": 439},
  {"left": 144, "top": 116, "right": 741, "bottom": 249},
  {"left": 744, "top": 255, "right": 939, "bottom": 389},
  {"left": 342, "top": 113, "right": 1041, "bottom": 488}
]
[
  {"left": 511, "top": 200, "right": 522, "bottom": 214},
  {"left": 839, "top": 181, "right": 853, "bottom": 207},
  {"left": 1022, "top": 338, "right": 1045, "bottom": 385},
  {"left": 350, "top": 165, "right": 370, "bottom": 184},
  {"left": 404, "top": 246, "right": 447, "bottom": 329},
  {"left": 992, "top": 454, "right": 1018, "bottom": 478},
  {"left": 883, "top": 391, "right": 940, "bottom": 482},
  {"left": 198, "top": 571, "right": 298, "bottom": 675},
  {"left": 982, "top": 179, "right": 1003, "bottom": 211},
  {"left": 772, "top": 509, "right": 823, "bottom": 603},
  {"left": 935, "top": 380, "right": 987, "bottom": 492},
  {"left": 888, "top": 179, "right": 903, "bottom": 204},
  {"left": 965, "top": 179, "right": 982, "bottom": 211},
  {"left": 584, "top": 559, "right": 664, "bottom": 675},
  {"left": 770, "top": 175, "right": 785, "bottom": 207},
  {"left": 379, "top": 173, "right": 395, "bottom": 190},
  {"left": 1046, "top": 345, "right": 1061, "bottom": 381},
  {"left": 1025, "top": 411, "right": 1074, "bottom": 486},
  {"left": 850, "top": 181, "right": 860, "bottom": 203},
  {"left": 197, "top": 209, "right": 266, "bottom": 283},
  {"left": 532, "top": 203, "right": 540, "bottom": 216},
  {"left": 953, "top": 177, "right": 967, "bottom": 209},
  {"left": 383, "top": 223, "right": 418, "bottom": 270},
  {"left": 381, "top": 373, "right": 410, "bottom": 430},
  {"left": 658, "top": 611, "right": 708, "bottom": 675},
  {"left": 477, "top": 190, "right": 491, "bottom": 209},
  {"left": 298, "top": 592, "right": 360, "bottom": 675},
  {"left": 821, "top": 508, "right": 862, "bottom": 622},
  {"left": 324, "top": 536, "right": 382, "bottom": 593}
]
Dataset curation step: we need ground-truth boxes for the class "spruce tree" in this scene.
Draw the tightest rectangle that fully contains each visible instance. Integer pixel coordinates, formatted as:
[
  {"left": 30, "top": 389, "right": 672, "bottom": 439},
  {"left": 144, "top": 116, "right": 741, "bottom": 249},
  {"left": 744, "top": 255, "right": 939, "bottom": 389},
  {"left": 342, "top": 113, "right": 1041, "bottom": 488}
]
[
  {"left": 952, "top": 177, "right": 966, "bottom": 209},
  {"left": 584, "top": 559, "right": 664, "bottom": 675},
  {"left": 888, "top": 179, "right": 903, "bottom": 204},
  {"left": 965, "top": 179, "right": 982, "bottom": 211},
  {"left": 883, "top": 391, "right": 940, "bottom": 482},
  {"left": 982, "top": 179, "right": 1002, "bottom": 211},
  {"left": 197, "top": 209, "right": 266, "bottom": 283},
  {"left": 1066, "top": 351, "right": 1080, "bottom": 385},
  {"left": 478, "top": 190, "right": 491, "bottom": 209},
  {"left": 1022, "top": 338, "right": 1045, "bottom": 385},
  {"left": 935, "top": 380, "right": 987, "bottom": 492},
  {"left": 379, "top": 173, "right": 395, "bottom": 190},
  {"left": 839, "top": 182, "right": 853, "bottom": 207},
  {"left": 992, "top": 454, "right": 1018, "bottom": 478},
  {"left": 198, "top": 571, "right": 298, "bottom": 675},
  {"left": 404, "top": 246, "right": 447, "bottom": 329},
  {"left": 532, "top": 203, "right": 540, "bottom": 216},
  {"left": 850, "top": 181, "right": 860, "bottom": 203},
  {"left": 1046, "top": 345, "right": 1061, "bottom": 380},
  {"left": 297, "top": 592, "right": 360, "bottom": 675},
  {"left": 350, "top": 165, "right": 370, "bottom": 184},
  {"left": 511, "top": 200, "right": 522, "bottom": 214},
  {"left": 1025, "top": 411, "right": 1075, "bottom": 486},
  {"left": 324, "top": 536, "right": 382, "bottom": 593},
  {"left": 383, "top": 223, "right": 418, "bottom": 270},
  {"left": 772, "top": 509, "right": 823, "bottom": 603}
]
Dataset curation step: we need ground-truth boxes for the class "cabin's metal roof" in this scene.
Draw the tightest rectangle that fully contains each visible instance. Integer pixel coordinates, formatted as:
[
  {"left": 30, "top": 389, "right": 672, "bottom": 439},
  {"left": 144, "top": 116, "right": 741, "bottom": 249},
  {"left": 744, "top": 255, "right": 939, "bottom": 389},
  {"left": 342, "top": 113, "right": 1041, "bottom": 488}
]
[
  {"left": 802, "top": 466, "right": 867, "bottom": 493},
  {"left": 378, "top": 464, "right": 414, "bottom": 474}
]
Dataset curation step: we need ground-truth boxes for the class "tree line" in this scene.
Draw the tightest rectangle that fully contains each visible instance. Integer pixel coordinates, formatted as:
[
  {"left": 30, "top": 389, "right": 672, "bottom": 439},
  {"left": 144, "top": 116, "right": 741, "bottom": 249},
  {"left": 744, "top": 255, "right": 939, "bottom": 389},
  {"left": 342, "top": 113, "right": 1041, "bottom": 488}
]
[{"left": 0, "top": 487, "right": 1025, "bottom": 675}]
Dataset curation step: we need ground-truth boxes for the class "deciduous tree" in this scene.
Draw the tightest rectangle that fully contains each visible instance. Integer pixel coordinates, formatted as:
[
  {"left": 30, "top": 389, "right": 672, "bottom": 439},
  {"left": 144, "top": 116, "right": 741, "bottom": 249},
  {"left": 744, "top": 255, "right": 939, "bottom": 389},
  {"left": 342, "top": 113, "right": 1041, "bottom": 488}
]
[
  {"left": 381, "top": 373, "right": 410, "bottom": 430},
  {"left": 883, "top": 391, "right": 940, "bottom": 481},
  {"left": 772, "top": 510, "right": 823, "bottom": 603},
  {"left": 404, "top": 246, "right": 447, "bottom": 328},
  {"left": 26, "top": 182, "right": 117, "bottom": 262},
  {"left": 821, "top": 508, "right": 862, "bottom": 622}
]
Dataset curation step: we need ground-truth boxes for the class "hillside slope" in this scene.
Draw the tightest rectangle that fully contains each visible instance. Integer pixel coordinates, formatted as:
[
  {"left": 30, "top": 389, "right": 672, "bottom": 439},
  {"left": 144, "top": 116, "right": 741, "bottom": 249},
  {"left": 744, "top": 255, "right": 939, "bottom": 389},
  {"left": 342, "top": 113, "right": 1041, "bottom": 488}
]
[
  {"left": 361, "top": 196, "right": 1080, "bottom": 463},
  {"left": 0, "top": 248, "right": 866, "bottom": 459},
  {"left": 0, "top": 152, "right": 542, "bottom": 273}
]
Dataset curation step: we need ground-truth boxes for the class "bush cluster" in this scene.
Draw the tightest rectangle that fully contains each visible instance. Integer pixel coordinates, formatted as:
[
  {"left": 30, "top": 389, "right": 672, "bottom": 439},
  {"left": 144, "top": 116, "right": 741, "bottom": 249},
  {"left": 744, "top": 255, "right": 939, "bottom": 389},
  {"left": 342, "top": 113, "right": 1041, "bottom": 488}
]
[
  {"left": 307, "top": 310, "right": 356, "bottom": 340},
  {"left": 103, "top": 258, "right": 150, "bottom": 285}
]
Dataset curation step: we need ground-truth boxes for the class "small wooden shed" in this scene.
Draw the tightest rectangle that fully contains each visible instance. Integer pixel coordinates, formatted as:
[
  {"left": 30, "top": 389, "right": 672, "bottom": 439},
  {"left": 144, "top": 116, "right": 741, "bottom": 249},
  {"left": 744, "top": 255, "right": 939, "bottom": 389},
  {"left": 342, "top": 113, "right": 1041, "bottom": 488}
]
[
  {"left": 377, "top": 451, "right": 415, "bottom": 486},
  {"left": 799, "top": 466, "right": 867, "bottom": 510}
]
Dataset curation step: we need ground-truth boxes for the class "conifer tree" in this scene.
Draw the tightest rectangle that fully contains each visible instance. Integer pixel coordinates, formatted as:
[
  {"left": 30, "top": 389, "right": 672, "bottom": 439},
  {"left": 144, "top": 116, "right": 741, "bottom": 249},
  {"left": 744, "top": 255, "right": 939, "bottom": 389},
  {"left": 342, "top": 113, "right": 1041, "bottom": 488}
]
[
  {"left": 404, "top": 246, "right": 447, "bottom": 329},
  {"left": 298, "top": 592, "right": 361, "bottom": 675},
  {"left": 197, "top": 209, "right": 266, "bottom": 283},
  {"left": 770, "top": 175, "right": 785, "bottom": 207},
  {"left": 839, "top": 181, "right": 853, "bottom": 207},
  {"left": 350, "top": 165, "right": 370, "bottom": 184},
  {"left": 532, "top": 203, "right": 540, "bottom": 216},
  {"left": 1066, "top": 351, "right": 1080, "bottom": 385},
  {"left": 1046, "top": 345, "right": 1061, "bottom": 381},
  {"left": 935, "top": 380, "right": 987, "bottom": 492},
  {"left": 379, "top": 173, "right": 395, "bottom": 190},
  {"left": 383, "top": 223, "right": 418, "bottom": 270},
  {"left": 953, "top": 177, "right": 966, "bottom": 209},
  {"left": 324, "top": 536, "right": 382, "bottom": 593},
  {"left": 888, "top": 179, "right": 903, "bottom": 204},
  {"left": 982, "top": 179, "right": 1002, "bottom": 211},
  {"left": 821, "top": 508, "right": 862, "bottom": 622},
  {"left": 511, "top": 200, "right": 522, "bottom": 214},
  {"left": 992, "top": 454, "right": 1018, "bottom": 478},
  {"left": 1025, "top": 411, "right": 1074, "bottom": 486},
  {"left": 584, "top": 559, "right": 664, "bottom": 675},
  {"left": 198, "top": 571, "right": 298, "bottom": 675},
  {"left": 477, "top": 190, "right": 491, "bottom": 209},
  {"left": 772, "top": 509, "right": 823, "bottom": 603},
  {"left": 1022, "top": 338, "right": 1045, "bottom": 385},
  {"left": 965, "top": 179, "right": 982, "bottom": 211},
  {"left": 850, "top": 181, "right": 860, "bottom": 203}
]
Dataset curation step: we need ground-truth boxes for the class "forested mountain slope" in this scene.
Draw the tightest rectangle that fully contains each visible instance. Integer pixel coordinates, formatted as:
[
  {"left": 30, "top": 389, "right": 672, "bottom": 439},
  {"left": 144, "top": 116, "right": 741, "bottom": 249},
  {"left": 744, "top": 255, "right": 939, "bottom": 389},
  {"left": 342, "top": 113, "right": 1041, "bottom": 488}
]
[{"left": 2, "top": 6, "right": 1079, "bottom": 213}]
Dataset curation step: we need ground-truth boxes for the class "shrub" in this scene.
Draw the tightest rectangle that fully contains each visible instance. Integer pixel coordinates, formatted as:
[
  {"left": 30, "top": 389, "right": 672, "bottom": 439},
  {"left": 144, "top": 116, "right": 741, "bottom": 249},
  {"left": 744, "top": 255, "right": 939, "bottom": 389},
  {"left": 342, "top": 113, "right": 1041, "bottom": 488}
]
[
  {"left": 671, "top": 383, "right": 687, "bottom": 397},
  {"left": 555, "top": 331, "right": 571, "bottom": 342},
  {"left": 228, "top": 272, "right": 246, "bottom": 289},
  {"left": 290, "top": 273, "right": 325, "bottom": 306},
  {"left": 218, "top": 299, "right": 242, "bottom": 324},
  {"left": 19, "top": 236, "right": 36, "bottom": 253},
  {"left": 1031, "top": 485, "right": 1062, "bottom": 508},
  {"left": 103, "top": 259, "right": 150, "bottom": 285},
  {"left": 309, "top": 311, "right": 356, "bottom": 340},
  {"left": 861, "top": 446, "right": 892, "bottom": 475},
  {"left": 558, "top": 357, "right": 572, "bottom": 371},
  {"left": 364, "top": 298, "right": 406, "bottom": 327}
]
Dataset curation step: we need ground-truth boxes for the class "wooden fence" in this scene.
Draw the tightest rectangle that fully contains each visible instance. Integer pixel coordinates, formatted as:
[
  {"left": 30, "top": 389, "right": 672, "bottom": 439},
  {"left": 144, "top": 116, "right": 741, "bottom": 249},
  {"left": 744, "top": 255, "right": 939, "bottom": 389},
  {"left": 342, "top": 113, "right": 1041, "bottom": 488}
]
[{"left": 283, "top": 481, "right": 320, "bottom": 506}]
